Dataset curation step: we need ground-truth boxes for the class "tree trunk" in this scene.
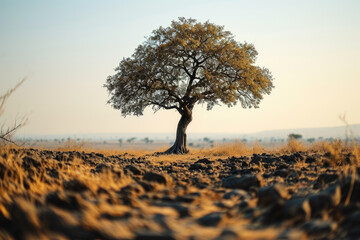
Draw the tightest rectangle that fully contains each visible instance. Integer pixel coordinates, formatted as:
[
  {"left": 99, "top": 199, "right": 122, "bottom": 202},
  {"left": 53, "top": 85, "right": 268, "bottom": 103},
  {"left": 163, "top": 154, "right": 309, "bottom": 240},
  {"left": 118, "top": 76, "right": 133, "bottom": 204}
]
[{"left": 165, "top": 110, "right": 192, "bottom": 154}]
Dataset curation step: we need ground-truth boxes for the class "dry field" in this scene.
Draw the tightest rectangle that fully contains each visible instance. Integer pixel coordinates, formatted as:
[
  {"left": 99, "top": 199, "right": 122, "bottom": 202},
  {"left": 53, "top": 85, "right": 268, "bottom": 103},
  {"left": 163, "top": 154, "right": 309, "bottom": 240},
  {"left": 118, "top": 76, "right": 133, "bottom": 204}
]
[{"left": 0, "top": 140, "right": 359, "bottom": 240}]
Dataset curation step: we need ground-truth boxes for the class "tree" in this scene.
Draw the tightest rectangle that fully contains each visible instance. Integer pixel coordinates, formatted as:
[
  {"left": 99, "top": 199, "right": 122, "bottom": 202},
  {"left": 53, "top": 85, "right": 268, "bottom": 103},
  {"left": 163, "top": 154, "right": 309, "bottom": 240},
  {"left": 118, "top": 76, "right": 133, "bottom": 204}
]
[
  {"left": 288, "top": 133, "right": 302, "bottom": 140},
  {"left": 127, "top": 137, "right": 136, "bottom": 143},
  {"left": 105, "top": 18, "right": 274, "bottom": 154},
  {"left": 307, "top": 138, "right": 315, "bottom": 143}
]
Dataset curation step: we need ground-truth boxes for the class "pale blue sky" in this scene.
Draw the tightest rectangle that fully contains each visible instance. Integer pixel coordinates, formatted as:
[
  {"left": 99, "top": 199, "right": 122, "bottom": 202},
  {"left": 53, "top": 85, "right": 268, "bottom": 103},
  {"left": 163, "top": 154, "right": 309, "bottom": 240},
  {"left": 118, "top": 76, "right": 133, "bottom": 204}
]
[{"left": 1, "top": 0, "right": 360, "bottom": 135}]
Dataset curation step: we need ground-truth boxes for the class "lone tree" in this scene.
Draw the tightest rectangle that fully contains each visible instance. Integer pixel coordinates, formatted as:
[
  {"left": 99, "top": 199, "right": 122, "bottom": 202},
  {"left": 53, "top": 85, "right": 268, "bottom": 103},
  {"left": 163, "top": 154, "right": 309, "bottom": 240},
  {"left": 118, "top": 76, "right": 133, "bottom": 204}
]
[
  {"left": 105, "top": 18, "right": 274, "bottom": 154},
  {"left": 288, "top": 133, "right": 303, "bottom": 140}
]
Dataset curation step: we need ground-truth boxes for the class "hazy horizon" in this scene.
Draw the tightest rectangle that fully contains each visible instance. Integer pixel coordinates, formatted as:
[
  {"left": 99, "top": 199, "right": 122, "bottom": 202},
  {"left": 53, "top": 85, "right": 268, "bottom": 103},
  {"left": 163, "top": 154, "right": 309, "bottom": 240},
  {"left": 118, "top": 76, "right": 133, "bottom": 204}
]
[
  {"left": 1, "top": 0, "right": 360, "bottom": 136},
  {"left": 16, "top": 124, "right": 360, "bottom": 141}
]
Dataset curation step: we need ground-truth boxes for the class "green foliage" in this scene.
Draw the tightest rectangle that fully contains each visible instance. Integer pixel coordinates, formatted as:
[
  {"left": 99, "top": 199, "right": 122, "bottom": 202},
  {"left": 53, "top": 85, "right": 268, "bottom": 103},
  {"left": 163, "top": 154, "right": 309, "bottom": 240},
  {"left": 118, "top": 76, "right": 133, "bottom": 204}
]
[
  {"left": 127, "top": 137, "right": 136, "bottom": 143},
  {"left": 104, "top": 17, "right": 274, "bottom": 117},
  {"left": 288, "top": 133, "right": 303, "bottom": 140}
]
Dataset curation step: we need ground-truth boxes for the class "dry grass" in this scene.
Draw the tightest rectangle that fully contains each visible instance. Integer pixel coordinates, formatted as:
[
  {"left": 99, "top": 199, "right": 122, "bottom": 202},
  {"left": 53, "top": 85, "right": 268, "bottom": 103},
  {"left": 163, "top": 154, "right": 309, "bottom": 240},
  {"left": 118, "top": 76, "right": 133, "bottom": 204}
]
[
  {"left": 282, "top": 138, "right": 307, "bottom": 153},
  {"left": 197, "top": 140, "right": 253, "bottom": 157},
  {"left": 0, "top": 146, "right": 131, "bottom": 209},
  {"left": 1, "top": 137, "right": 360, "bottom": 239}
]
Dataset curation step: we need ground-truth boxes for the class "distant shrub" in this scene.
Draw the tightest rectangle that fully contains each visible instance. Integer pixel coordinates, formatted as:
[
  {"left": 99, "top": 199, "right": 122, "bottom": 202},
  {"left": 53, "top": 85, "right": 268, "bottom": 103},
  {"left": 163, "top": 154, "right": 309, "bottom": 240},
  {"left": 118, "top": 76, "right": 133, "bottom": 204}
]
[
  {"left": 288, "top": 133, "right": 302, "bottom": 140},
  {"left": 283, "top": 138, "right": 307, "bottom": 153}
]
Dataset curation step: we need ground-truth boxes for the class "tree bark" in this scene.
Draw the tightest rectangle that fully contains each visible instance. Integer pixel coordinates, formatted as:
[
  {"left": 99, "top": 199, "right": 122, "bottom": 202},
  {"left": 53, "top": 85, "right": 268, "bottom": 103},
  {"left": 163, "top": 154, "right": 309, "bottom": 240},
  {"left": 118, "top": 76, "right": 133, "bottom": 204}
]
[{"left": 165, "top": 108, "right": 192, "bottom": 154}]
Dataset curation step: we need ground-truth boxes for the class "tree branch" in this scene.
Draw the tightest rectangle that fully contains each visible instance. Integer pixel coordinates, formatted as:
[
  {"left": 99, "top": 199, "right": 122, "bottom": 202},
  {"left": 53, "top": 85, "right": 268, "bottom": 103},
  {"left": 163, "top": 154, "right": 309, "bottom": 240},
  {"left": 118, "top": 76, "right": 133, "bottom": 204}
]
[{"left": 140, "top": 97, "right": 182, "bottom": 114}]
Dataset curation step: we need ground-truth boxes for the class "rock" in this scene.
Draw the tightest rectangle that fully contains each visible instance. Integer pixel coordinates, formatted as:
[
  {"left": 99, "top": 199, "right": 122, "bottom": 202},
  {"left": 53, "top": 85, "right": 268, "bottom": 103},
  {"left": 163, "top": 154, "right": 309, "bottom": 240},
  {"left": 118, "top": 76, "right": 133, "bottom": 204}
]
[
  {"left": 134, "top": 232, "right": 175, "bottom": 240},
  {"left": 197, "top": 212, "right": 224, "bottom": 226},
  {"left": 120, "top": 183, "right": 145, "bottom": 196},
  {"left": 95, "top": 163, "right": 109, "bottom": 173},
  {"left": 274, "top": 169, "right": 290, "bottom": 178},
  {"left": 250, "top": 154, "right": 262, "bottom": 164},
  {"left": 258, "top": 184, "right": 290, "bottom": 206},
  {"left": 340, "top": 178, "right": 360, "bottom": 203},
  {"left": 143, "top": 172, "right": 167, "bottom": 185},
  {"left": 308, "top": 185, "right": 341, "bottom": 214},
  {"left": 316, "top": 173, "right": 339, "bottom": 186},
  {"left": 195, "top": 158, "right": 212, "bottom": 164},
  {"left": 341, "top": 211, "right": 360, "bottom": 227},
  {"left": 305, "top": 156, "right": 316, "bottom": 163},
  {"left": 154, "top": 203, "right": 190, "bottom": 217},
  {"left": 175, "top": 195, "right": 197, "bottom": 203},
  {"left": 283, "top": 198, "right": 311, "bottom": 222},
  {"left": 222, "top": 174, "right": 263, "bottom": 190},
  {"left": 215, "top": 229, "right": 239, "bottom": 240},
  {"left": 308, "top": 193, "right": 334, "bottom": 216},
  {"left": 138, "top": 181, "right": 154, "bottom": 192},
  {"left": 125, "top": 165, "right": 142, "bottom": 175},
  {"left": 286, "top": 171, "right": 300, "bottom": 183},
  {"left": 223, "top": 189, "right": 248, "bottom": 200},
  {"left": 63, "top": 179, "right": 89, "bottom": 192},
  {"left": 302, "top": 220, "right": 336, "bottom": 237},
  {"left": 189, "top": 163, "right": 207, "bottom": 170}
]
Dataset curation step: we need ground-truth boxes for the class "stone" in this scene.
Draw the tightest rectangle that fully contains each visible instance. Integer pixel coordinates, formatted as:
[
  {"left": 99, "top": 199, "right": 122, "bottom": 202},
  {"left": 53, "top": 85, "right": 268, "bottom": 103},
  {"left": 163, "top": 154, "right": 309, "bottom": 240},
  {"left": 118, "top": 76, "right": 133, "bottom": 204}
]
[
  {"left": 308, "top": 193, "right": 333, "bottom": 216},
  {"left": 222, "top": 174, "right": 263, "bottom": 190},
  {"left": 125, "top": 165, "right": 142, "bottom": 175},
  {"left": 283, "top": 198, "right": 311, "bottom": 222},
  {"left": 316, "top": 173, "right": 339, "bottom": 186},
  {"left": 302, "top": 220, "right": 336, "bottom": 237},
  {"left": 340, "top": 178, "right": 360, "bottom": 203},
  {"left": 189, "top": 163, "right": 207, "bottom": 170},
  {"left": 94, "top": 163, "right": 109, "bottom": 173},
  {"left": 258, "top": 184, "right": 290, "bottom": 206},
  {"left": 195, "top": 158, "right": 212, "bottom": 164},
  {"left": 215, "top": 229, "right": 239, "bottom": 240},
  {"left": 324, "top": 184, "right": 341, "bottom": 206},
  {"left": 143, "top": 172, "right": 167, "bottom": 184},
  {"left": 155, "top": 203, "right": 190, "bottom": 217},
  {"left": 223, "top": 189, "right": 248, "bottom": 200},
  {"left": 120, "top": 183, "right": 145, "bottom": 196},
  {"left": 305, "top": 156, "right": 316, "bottom": 163},
  {"left": 197, "top": 212, "right": 224, "bottom": 226},
  {"left": 274, "top": 169, "right": 290, "bottom": 178},
  {"left": 341, "top": 211, "right": 360, "bottom": 227},
  {"left": 134, "top": 232, "right": 175, "bottom": 240}
]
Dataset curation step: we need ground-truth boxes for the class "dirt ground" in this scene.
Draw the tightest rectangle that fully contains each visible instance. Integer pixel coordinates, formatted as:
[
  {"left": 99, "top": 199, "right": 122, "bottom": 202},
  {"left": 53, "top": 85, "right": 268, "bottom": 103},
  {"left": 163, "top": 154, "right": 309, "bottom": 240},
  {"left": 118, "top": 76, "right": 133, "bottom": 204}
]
[{"left": 0, "top": 147, "right": 359, "bottom": 239}]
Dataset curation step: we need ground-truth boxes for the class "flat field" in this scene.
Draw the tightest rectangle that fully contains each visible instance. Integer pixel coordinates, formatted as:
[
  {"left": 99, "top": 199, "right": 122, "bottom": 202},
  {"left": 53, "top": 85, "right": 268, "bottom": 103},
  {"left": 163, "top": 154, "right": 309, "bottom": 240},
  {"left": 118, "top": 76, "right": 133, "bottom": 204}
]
[{"left": 0, "top": 141, "right": 359, "bottom": 240}]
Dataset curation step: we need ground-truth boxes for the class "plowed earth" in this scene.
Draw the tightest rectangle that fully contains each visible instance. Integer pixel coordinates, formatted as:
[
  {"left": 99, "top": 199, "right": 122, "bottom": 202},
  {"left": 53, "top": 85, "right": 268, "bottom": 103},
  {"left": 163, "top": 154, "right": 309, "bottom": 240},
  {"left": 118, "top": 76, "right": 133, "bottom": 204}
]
[{"left": 0, "top": 149, "right": 359, "bottom": 239}]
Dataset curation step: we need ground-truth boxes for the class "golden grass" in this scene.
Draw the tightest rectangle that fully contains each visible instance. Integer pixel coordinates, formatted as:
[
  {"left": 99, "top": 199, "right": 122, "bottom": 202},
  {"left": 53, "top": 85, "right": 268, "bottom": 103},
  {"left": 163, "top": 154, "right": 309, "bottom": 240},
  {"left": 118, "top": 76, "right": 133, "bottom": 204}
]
[
  {"left": 0, "top": 146, "right": 132, "bottom": 206},
  {"left": 1, "top": 137, "right": 359, "bottom": 239},
  {"left": 40, "top": 137, "right": 360, "bottom": 164},
  {"left": 197, "top": 140, "right": 253, "bottom": 157},
  {"left": 282, "top": 138, "right": 307, "bottom": 153}
]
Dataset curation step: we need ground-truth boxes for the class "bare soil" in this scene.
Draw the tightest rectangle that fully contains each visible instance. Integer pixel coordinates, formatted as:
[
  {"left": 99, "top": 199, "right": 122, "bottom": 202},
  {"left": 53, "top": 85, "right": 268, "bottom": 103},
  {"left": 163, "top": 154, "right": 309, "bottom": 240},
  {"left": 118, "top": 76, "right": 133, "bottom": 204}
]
[{"left": 0, "top": 148, "right": 359, "bottom": 239}]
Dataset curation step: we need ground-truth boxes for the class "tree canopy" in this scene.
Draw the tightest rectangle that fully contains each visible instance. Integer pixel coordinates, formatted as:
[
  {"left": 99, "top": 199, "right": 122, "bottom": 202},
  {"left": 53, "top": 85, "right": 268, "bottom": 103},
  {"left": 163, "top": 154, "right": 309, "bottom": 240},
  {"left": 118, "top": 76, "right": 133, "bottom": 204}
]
[{"left": 105, "top": 18, "right": 274, "bottom": 153}]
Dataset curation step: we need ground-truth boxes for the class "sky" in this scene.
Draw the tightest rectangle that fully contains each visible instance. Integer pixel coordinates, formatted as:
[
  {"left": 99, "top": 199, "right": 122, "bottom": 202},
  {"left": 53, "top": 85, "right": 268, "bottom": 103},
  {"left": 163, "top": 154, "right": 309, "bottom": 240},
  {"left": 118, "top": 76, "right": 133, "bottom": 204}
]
[{"left": 1, "top": 0, "right": 360, "bottom": 137}]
